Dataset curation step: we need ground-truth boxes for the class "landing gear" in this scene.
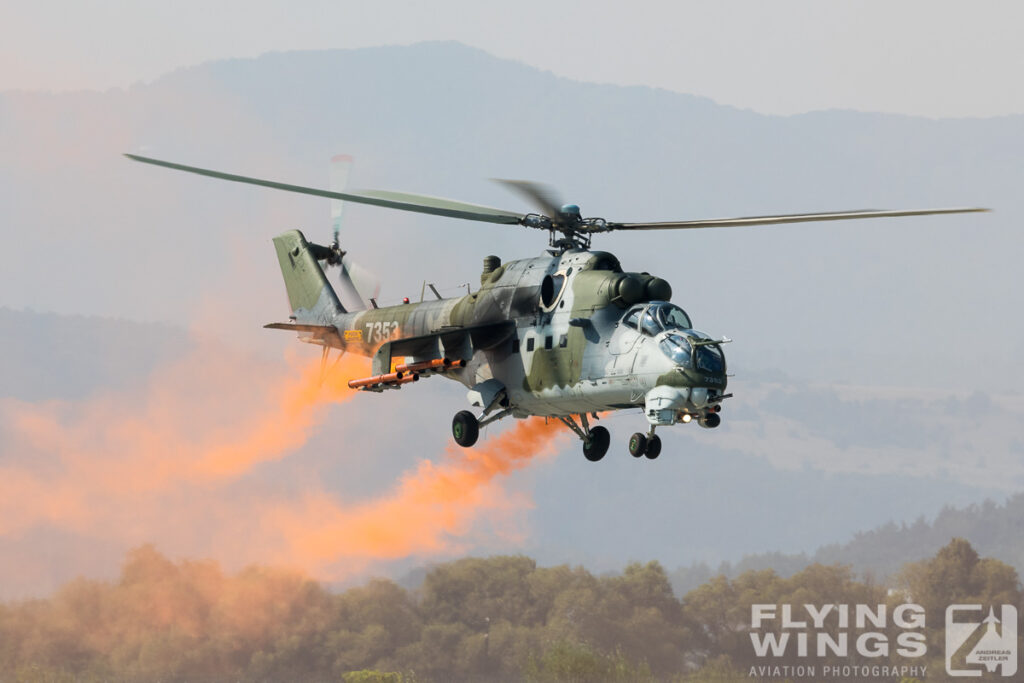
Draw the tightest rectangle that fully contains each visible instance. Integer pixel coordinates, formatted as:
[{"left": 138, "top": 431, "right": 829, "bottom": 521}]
[
  {"left": 628, "top": 432, "right": 647, "bottom": 458},
  {"left": 558, "top": 413, "right": 609, "bottom": 462},
  {"left": 452, "top": 410, "right": 479, "bottom": 447},
  {"left": 583, "top": 426, "right": 610, "bottom": 462},
  {"left": 644, "top": 434, "right": 662, "bottom": 459},
  {"left": 628, "top": 431, "right": 662, "bottom": 459}
]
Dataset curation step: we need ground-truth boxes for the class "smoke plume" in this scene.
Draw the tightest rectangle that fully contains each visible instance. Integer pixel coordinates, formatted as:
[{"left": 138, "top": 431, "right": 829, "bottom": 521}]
[{"left": 0, "top": 338, "right": 565, "bottom": 596}]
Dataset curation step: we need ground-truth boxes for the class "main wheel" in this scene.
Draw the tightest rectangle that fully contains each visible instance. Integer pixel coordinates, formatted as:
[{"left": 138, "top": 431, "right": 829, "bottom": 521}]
[
  {"left": 583, "top": 425, "right": 610, "bottom": 462},
  {"left": 452, "top": 410, "right": 479, "bottom": 447},
  {"left": 628, "top": 432, "right": 647, "bottom": 457},
  {"left": 644, "top": 434, "right": 662, "bottom": 459}
]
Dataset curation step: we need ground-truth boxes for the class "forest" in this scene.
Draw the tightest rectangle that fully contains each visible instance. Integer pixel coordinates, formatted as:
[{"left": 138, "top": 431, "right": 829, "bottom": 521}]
[{"left": 0, "top": 538, "right": 1020, "bottom": 682}]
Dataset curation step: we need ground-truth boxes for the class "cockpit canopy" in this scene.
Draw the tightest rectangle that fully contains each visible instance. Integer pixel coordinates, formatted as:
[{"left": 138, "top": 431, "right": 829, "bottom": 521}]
[
  {"left": 622, "top": 302, "right": 692, "bottom": 336},
  {"left": 622, "top": 303, "right": 725, "bottom": 373},
  {"left": 659, "top": 333, "right": 692, "bottom": 365},
  {"left": 658, "top": 331, "right": 725, "bottom": 373},
  {"left": 693, "top": 341, "right": 725, "bottom": 373}
]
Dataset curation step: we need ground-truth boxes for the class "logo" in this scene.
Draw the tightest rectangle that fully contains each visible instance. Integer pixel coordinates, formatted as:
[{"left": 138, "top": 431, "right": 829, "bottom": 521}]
[
  {"left": 946, "top": 605, "right": 1018, "bottom": 677},
  {"left": 747, "top": 603, "right": 929, "bottom": 680}
]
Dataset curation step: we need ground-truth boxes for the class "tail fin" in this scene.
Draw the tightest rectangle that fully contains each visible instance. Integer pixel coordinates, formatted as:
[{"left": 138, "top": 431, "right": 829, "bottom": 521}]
[{"left": 272, "top": 230, "right": 346, "bottom": 321}]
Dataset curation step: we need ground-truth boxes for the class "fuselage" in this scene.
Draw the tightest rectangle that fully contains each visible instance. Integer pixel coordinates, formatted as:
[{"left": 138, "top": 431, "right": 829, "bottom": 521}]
[{"left": 307, "top": 248, "right": 728, "bottom": 421}]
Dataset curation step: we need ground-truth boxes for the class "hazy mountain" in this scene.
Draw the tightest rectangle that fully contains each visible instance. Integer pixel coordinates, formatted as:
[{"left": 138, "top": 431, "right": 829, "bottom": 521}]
[
  {"left": 0, "top": 307, "right": 191, "bottom": 400},
  {"left": 669, "top": 493, "right": 1024, "bottom": 596}
]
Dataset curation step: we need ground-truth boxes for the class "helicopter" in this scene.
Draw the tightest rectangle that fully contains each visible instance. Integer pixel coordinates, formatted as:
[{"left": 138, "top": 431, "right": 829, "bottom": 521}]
[{"left": 125, "top": 153, "right": 987, "bottom": 462}]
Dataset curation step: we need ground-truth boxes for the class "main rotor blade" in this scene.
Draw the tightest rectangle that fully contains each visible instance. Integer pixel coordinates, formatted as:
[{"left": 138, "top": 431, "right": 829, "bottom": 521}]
[
  {"left": 493, "top": 179, "right": 562, "bottom": 219},
  {"left": 610, "top": 207, "right": 990, "bottom": 231},
  {"left": 125, "top": 154, "right": 525, "bottom": 225}
]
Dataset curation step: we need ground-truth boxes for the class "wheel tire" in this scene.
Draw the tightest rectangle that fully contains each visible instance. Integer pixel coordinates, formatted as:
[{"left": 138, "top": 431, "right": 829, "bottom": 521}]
[
  {"left": 452, "top": 410, "right": 479, "bottom": 448},
  {"left": 644, "top": 435, "right": 662, "bottom": 459},
  {"left": 628, "top": 432, "right": 647, "bottom": 457},
  {"left": 583, "top": 425, "right": 610, "bottom": 462}
]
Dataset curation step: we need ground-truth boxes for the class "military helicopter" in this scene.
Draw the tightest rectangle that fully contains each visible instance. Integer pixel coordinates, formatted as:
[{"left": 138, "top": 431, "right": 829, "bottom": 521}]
[{"left": 125, "top": 153, "right": 986, "bottom": 462}]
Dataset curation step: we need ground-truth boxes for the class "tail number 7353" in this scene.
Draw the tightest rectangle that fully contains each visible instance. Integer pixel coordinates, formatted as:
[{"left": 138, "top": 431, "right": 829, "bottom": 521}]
[{"left": 366, "top": 321, "right": 400, "bottom": 345}]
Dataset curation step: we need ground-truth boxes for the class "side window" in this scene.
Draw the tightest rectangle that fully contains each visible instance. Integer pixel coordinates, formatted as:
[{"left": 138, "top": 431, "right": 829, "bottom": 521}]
[
  {"left": 559, "top": 334, "right": 568, "bottom": 348},
  {"left": 544, "top": 335, "right": 553, "bottom": 350},
  {"left": 526, "top": 337, "right": 535, "bottom": 352},
  {"left": 624, "top": 308, "right": 641, "bottom": 329}
]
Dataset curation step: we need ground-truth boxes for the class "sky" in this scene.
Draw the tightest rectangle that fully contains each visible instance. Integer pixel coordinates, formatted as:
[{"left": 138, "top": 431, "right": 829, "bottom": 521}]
[{"left": 3, "top": 0, "right": 1023, "bottom": 117}]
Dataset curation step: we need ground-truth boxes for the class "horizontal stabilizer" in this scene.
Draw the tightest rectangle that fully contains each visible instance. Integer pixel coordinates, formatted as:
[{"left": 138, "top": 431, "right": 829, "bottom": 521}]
[{"left": 264, "top": 322, "right": 342, "bottom": 346}]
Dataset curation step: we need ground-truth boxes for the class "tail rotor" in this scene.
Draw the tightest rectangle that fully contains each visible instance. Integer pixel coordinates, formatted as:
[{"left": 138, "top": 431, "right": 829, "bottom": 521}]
[{"left": 324, "top": 155, "right": 381, "bottom": 310}]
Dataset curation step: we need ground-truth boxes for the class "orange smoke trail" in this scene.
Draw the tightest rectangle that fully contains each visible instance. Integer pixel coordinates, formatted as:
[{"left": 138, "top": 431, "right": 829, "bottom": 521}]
[
  {"left": 0, "top": 336, "right": 567, "bottom": 595},
  {"left": 1, "top": 345, "right": 366, "bottom": 501},
  {"left": 189, "top": 349, "right": 367, "bottom": 480},
  {"left": 267, "top": 417, "right": 567, "bottom": 574},
  {"left": 0, "top": 342, "right": 368, "bottom": 546}
]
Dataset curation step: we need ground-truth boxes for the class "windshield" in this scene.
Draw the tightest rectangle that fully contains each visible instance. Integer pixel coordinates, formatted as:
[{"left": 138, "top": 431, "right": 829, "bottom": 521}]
[
  {"left": 625, "top": 303, "right": 693, "bottom": 336},
  {"left": 659, "top": 334, "right": 692, "bottom": 366},
  {"left": 695, "top": 344, "right": 725, "bottom": 374},
  {"left": 656, "top": 304, "right": 692, "bottom": 330}
]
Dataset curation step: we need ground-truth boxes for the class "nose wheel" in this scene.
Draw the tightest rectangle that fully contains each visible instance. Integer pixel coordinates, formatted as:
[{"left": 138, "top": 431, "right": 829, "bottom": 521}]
[
  {"left": 628, "top": 432, "right": 646, "bottom": 457},
  {"left": 629, "top": 432, "right": 661, "bottom": 459},
  {"left": 556, "top": 415, "right": 667, "bottom": 462}
]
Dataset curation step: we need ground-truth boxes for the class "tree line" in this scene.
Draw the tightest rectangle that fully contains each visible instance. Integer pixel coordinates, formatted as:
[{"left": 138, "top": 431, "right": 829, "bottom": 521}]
[{"left": 0, "top": 539, "right": 1020, "bottom": 682}]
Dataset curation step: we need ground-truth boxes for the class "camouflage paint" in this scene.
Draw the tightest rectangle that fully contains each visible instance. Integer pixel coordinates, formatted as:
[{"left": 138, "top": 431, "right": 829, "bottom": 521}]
[
  {"left": 272, "top": 230, "right": 342, "bottom": 319},
  {"left": 270, "top": 231, "right": 727, "bottom": 424}
]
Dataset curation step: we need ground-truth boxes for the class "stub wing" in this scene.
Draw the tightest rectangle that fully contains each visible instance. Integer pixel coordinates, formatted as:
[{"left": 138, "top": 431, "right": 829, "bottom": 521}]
[
  {"left": 372, "top": 321, "right": 516, "bottom": 376},
  {"left": 264, "top": 319, "right": 516, "bottom": 381}
]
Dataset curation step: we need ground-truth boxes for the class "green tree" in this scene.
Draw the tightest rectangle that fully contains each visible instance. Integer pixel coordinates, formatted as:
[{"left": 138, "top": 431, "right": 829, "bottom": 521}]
[
  {"left": 524, "top": 640, "right": 653, "bottom": 683},
  {"left": 419, "top": 556, "right": 539, "bottom": 627},
  {"left": 342, "top": 670, "right": 406, "bottom": 683},
  {"left": 897, "top": 537, "right": 1023, "bottom": 676}
]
